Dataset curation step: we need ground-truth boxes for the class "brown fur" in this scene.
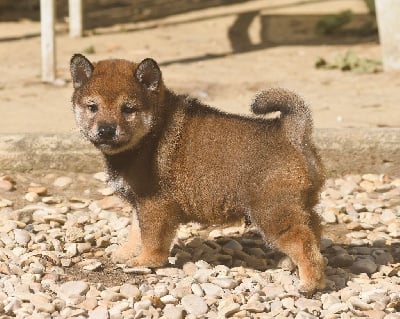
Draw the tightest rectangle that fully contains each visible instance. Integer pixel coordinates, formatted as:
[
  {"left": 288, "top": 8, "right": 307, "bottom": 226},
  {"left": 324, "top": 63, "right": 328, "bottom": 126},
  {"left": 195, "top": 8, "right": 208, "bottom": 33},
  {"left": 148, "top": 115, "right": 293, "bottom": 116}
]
[{"left": 70, "top": 54, "right": 326, "bottom": 294}]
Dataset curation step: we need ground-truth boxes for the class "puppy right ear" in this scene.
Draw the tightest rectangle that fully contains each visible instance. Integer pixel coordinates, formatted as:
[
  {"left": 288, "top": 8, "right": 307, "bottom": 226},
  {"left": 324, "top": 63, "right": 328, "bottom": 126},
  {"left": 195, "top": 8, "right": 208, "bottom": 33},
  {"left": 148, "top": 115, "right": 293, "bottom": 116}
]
[
  {"left": 135, "top": 58, "right": 162, "bottom": 91},
  {"left": 70, "top": 54, "right": 94, "bottom": 89}
]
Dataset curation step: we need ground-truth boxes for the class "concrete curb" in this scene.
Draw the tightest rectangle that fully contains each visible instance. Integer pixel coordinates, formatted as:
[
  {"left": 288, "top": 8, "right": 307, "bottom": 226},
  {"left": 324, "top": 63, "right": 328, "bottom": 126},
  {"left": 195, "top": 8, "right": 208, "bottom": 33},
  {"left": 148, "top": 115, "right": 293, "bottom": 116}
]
[{"left": 0, "top": 128, "right": 399, "bottom": 176}]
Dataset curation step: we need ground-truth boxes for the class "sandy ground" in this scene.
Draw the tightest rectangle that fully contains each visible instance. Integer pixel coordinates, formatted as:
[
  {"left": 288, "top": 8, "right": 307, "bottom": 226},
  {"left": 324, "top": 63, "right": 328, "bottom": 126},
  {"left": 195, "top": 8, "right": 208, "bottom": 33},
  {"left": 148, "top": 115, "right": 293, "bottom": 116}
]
[{"left": 0, "top": 0, "right": 399, "bottom": 134}]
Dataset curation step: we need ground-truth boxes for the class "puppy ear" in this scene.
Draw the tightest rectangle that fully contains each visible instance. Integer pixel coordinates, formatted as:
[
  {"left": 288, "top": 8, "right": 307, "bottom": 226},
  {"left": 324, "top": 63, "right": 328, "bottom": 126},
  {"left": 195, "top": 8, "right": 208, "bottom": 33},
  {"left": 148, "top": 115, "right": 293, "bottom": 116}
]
[
  {"left": 135, "top": 58, "right": 162, "bottom": 91},
  {"left": 70, "top": 54, "right": 94, "bottom": 89}
]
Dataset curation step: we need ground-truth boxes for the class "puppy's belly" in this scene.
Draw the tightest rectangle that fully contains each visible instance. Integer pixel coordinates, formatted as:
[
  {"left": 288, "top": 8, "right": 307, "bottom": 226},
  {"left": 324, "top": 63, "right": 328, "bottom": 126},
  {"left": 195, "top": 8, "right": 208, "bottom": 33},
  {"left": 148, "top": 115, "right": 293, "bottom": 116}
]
[{"left": 180, "top": 199, "right": 247, "bottom": 225}]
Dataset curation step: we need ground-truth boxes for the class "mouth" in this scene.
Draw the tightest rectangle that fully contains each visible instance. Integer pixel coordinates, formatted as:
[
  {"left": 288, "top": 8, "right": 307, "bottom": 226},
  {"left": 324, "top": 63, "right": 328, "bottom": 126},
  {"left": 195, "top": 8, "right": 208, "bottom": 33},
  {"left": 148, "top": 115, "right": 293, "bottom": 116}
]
[{"left": 92, "top": 139, "right": 125, "bottom": 152}]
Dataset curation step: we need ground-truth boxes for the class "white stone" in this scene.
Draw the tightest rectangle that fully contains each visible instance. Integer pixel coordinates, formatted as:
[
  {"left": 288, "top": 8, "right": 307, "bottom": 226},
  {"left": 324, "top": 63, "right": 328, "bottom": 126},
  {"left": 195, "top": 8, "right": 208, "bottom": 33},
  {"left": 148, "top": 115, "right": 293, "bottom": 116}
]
[
  {"left": 218, "top": 302, "right": 240, "bottom": 317},
  {"left": 0, "top": 198, "right": 13, "bottom": 208},
  {"left": 13, "top": 229, "right": 31, "bottom": 246},
  {"left": 181, "top": 294, "right": 208, "bottom": 315},
  {"left": 210, "top": 277, "right": 238, "bottom": 289},
  {"left": 53, "top": 176, "right": 73, "bottom": 188},
  {"left": 321, "top": 207, "right": 338, "bottom": 224},
  {"left": 83, "top": 261, "right": 102, "bottom": 271},
  {"left": 160, "top": 295, "right": 178, "bottom": 305},
  {"left": 380, "top": 209, "right": 397, "bottom": 224},
  {"left": 200, "top": 283, "right": 223, "bottom": 297},
  {"left": 191, "top": 283, "right": 204, "bottom": 296},
  {"left": 88, "top": 306, "right": 109, "bottom": 319},
  {"left": 321, "top": 294, "right": 341, "bottom": 310},
  {"left": 98, "top": 187, "right": 114, "bottom": 196},
  {"left": 162, "top": 304, "right": 184, "bottom": 319},
  {"left": 120, "top": 284, "right": 140, "bottom": 300},
  {"left": 93, "top": 172, "right": 108, "bottom": 182},
  {"left": 58, "top": 281, "right": 90, "bottom": 299},
  {"left": 25, "top": 192, "right": 40, "bottom": 203},
  {"left": 133, "top": 299, "right": 151, "bottom": 312}
]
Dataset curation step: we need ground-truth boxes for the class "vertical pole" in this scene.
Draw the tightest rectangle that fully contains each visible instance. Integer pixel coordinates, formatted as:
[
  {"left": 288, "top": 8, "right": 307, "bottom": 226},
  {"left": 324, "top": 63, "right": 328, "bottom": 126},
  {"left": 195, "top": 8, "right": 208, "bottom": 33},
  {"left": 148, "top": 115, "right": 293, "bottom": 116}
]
[
  {"left": 376, "top": 0, "right": 400, "bottom": 71},
  {"left": 69, "top": 0, "right": 83, "bottom": 38},
  {"left": 40, "top": 0, "right": 56, "bottom": 82}
]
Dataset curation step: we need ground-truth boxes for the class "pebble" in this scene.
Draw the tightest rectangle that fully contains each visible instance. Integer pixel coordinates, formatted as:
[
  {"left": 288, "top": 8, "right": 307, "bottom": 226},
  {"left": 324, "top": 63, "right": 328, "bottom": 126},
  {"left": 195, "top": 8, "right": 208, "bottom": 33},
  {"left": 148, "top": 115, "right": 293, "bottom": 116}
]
[
  {"left": 120, "top": 284, "right": 141, "bottom": 300},
  {"left": 94, "top": 172, "right": 108, "bottom": 182},
  {"left": 181, "top": 294, "right": 208, "bottom": 315},
  {"left": 191, "top": 283, "right": 204, "bottom": 296},
  {"left": 123, "top": 266, "right": 152, "bottom": 274},
  {"left": 210, "top": 277, "right": 238, "bottom": 289},
  {"left": 24, "top": 192, "right": 40, "bottom": 202},
  {"left": 351, "top": 259, "right": 378, "bottom": 275},
  {"left": 133, "top": 299, "right": 152, "bottom": 312},
  {"left": 348, "top": 296, "right": 372, "bottom": 311},
  {"left": 330, "top": 253, "right": 354, "bottom": 267},
  {"left": 322, "top": 207, "right": 338, "bottom": 224},
  {"left": 83, "top": 261, "right": 102, "bottom": 271},
  {"left": 242, "top": 300, "right": 266, "bottom": 313},
  {"left": 163, "top": 304, "right": 185, "bottom": 319},
  {"left": 295, "top": 298, "right": 322, "bottom": 312},
  {"left": 78, "top": 297, "right": 98, "bottom": 311},
  {"left": 381, "top": 209, "right": 397, "bottom": 223},
  {"left": 13, "top": 229, "right": 31, "bottom": 245},
  {"left": 218, "top": 301, "right": 240, "bottom": 317},
  {"left": 0, "top": 179, "right": 14, "bottom": 191},
  {"left": 53, "top": 176, "right": 73, "bottom": 189},
  {"left": 0, "top": 198, "right": 13, "bottom": 207},
  {"left": 200, "top": 283, "right": 223, "bottom": 297},
  {"left": 223, "top": 239, "right": 243, "bottom": 251},
  {"left": 58, "top": 281, "right": 90, "bottom": 299},
  {"left": 295, "top": 311, "right": 319, "bottom": 319},
  {"left": 88, "top": 306, "right": 109, "bottom": 319},
  {"left": 98, "top": 187, "right": 115, "bottom": 196},
  {"left": 322, "top": 294, "right": 341, "bottom": 309},
  {"left": 27, "top": 186, "right": 47, "bottom": 195},
  {"left": 160, "top": 294, "right": 178, "bottom": 304}
]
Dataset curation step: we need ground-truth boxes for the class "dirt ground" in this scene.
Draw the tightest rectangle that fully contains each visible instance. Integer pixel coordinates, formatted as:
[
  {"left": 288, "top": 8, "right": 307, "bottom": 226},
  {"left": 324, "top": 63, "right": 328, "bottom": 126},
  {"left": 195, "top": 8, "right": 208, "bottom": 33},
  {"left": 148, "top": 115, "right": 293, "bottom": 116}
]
[{"left": 0, "top": 0, "right": 400, "bottom": 134}]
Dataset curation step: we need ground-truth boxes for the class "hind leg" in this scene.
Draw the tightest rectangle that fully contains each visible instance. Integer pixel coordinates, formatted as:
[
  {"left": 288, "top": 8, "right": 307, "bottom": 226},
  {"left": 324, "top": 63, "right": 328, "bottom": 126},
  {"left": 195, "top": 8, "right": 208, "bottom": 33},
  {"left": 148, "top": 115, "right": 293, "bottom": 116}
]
[
  {"left": 274, "top": 223, "right": 325, "bottom": 294},
  {"left": 251, "top": 204, "right": 325, "bottom": 295}
]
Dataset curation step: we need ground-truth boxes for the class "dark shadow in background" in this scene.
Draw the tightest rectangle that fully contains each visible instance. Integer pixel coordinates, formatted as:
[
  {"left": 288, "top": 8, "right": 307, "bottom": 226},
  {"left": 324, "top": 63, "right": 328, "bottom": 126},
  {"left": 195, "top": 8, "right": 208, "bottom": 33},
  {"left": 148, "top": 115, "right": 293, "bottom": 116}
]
[{"left": 160, "top": 10, "right": 377, "bottom": 66}]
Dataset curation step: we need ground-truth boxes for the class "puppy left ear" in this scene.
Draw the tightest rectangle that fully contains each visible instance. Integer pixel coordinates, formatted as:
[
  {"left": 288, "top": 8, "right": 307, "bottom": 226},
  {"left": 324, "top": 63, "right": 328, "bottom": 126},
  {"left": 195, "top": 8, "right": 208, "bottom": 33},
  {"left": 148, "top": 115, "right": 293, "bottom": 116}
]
[
  {"left": 70, "top": 54, "right": 94, "bottom": 89},
  {"left": 135, "top": 58, "right": 162, "bottom": 91}
]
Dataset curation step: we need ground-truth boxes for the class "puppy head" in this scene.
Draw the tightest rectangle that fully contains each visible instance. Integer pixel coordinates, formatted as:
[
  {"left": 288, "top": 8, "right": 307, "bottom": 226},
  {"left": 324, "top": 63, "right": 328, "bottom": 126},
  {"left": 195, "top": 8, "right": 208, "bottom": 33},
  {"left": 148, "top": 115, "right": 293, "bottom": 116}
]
[{"left": 70, "top": 54, "right": 164, "bottom": 155}]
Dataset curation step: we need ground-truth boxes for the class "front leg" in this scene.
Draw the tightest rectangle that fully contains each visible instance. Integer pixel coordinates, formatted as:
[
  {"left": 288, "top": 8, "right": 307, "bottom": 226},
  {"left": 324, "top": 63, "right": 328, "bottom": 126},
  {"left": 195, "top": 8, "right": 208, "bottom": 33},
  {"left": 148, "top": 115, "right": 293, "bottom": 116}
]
[
  {"left": 113, "top": 197, "right": 181, "bottom": 267},
  {"left": 112, "top": 210, "right": 141, "bottom": 263}
]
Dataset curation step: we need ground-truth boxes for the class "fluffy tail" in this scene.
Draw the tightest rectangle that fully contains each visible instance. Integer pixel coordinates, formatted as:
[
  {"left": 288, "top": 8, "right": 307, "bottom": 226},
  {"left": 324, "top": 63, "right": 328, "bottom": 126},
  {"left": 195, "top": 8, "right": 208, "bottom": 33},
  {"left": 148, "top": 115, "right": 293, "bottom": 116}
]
[{"left": 251, "top": 88, "right": 313, "bottom": 147}]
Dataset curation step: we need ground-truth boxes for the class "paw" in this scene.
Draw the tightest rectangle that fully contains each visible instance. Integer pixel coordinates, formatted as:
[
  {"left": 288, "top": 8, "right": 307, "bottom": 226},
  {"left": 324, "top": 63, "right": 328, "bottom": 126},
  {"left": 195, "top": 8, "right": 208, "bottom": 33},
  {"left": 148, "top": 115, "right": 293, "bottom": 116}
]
[
  {"left": 298, "top": 275, "right": 326, "bottom": 297},
  {"left": 111, "top": 245, "right": 136, "bottom": 264},
  {"left": 125, "top": 251, "right": 168, "bottom": 268}
]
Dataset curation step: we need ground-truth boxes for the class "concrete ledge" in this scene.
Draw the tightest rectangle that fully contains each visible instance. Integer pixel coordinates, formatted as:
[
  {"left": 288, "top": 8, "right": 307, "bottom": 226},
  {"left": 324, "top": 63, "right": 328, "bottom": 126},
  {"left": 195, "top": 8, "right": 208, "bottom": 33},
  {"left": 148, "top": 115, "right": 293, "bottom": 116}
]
[
  {"left": 314, "top": 128, "right": 399, "bottom": 176},
  {"left": 0, "top": 129, "right": 399, "bottom": 176}
]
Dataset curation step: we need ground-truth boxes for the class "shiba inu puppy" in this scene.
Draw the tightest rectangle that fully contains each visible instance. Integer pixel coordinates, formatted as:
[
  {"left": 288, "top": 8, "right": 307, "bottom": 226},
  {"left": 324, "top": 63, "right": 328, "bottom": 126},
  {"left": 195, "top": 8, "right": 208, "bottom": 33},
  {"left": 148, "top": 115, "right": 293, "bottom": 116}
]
[{"left": 70, "top": 54, "right": 326, "bottom": 294}]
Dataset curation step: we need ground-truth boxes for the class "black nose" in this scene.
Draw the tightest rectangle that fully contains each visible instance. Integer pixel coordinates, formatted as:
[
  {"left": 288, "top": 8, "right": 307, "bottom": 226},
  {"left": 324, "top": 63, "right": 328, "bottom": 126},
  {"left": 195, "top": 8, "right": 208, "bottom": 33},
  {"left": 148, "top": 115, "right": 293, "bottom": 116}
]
[{"left": 97, "top": 124, "right": 116, "bottom": 139}]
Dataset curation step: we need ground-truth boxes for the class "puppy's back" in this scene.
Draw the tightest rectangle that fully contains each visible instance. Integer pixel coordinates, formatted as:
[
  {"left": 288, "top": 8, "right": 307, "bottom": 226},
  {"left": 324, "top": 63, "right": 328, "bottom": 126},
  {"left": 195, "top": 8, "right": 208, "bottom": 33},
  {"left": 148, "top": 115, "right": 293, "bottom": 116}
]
[{"left": 167, "top": 99, "right": 312, "bottom": 222}]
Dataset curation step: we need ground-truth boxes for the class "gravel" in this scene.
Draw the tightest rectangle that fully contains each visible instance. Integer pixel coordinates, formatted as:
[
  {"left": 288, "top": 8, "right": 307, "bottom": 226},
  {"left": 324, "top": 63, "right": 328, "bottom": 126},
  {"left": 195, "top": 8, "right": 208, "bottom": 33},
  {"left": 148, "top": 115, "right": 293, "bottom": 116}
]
[{"left": 0, "top": 172, "right": 399, "bottom": 318}]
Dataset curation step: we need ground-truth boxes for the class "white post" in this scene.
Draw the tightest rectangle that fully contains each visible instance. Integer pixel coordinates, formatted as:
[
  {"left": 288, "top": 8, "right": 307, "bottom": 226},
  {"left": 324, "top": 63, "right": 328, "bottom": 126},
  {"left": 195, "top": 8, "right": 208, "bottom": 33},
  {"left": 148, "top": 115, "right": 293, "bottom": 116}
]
[
  {"left": 40, "top": 0, "right": 56, "bottom": 82},
  {"left": 376, "top": 0, "right": 400, "bottom": 71},
  {"left": 69, "top": 0, "right": 83, "bottom": 38}
]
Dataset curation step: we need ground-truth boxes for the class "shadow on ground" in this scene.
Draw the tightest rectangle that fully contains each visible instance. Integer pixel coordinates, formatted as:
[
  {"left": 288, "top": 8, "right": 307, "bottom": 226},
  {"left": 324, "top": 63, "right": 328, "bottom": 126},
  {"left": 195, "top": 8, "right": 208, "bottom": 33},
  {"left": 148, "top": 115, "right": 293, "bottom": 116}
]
[{"left": 64, "top": 224, "right": 400, "bottom": 294}]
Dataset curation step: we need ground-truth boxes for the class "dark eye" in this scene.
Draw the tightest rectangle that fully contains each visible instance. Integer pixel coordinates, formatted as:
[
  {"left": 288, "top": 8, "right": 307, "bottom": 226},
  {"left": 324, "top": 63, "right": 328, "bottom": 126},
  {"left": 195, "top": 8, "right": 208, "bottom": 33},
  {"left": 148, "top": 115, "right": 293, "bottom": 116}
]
[
  {"left": 122, "top": 104, "right": 137, "bottom": 115},
  {"left": 87, "top": 103, "right": 98, "bottom": 113}
]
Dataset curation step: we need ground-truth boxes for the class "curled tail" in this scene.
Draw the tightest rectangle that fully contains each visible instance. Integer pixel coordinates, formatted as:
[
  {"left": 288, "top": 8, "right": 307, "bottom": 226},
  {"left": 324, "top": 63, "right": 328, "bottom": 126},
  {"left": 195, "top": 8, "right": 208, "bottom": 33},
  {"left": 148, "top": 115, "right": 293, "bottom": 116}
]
[
  {"left": 252, "top": 88, "right": 325, "bottom": 190},
  {"left": 251, "top": 88, "right": 313, "bottom": 147}
]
